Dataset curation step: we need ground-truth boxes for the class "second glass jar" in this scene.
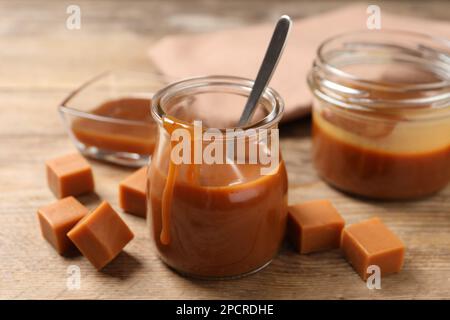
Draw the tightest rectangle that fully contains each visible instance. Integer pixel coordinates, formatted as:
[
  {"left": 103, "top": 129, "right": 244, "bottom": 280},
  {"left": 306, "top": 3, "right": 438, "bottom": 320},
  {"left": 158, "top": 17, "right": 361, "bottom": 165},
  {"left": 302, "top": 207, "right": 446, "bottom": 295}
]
[{"left": 308, "top": 30, "right": 450, "bottom": 200}]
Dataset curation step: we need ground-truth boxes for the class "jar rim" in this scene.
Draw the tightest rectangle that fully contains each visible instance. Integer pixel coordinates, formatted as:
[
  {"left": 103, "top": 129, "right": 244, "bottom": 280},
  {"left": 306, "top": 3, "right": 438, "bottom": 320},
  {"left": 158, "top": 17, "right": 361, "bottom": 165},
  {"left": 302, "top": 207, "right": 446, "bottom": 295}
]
[
  {"left": 317, "top": 29, "right": 450, "bottom": 91},
  {"left": 151, "top": 75, "right": 284, "bottom": 132},
  {"left": 309, "top": 29, "right": 450, "bottom": 117}
]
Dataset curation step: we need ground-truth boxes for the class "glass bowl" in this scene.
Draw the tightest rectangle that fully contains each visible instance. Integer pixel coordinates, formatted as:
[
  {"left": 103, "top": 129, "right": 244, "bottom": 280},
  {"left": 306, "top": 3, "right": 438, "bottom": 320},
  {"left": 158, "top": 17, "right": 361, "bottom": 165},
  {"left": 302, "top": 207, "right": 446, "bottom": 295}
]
[{"left": 58, "top": 70, "right": 170, "bottom": 167}]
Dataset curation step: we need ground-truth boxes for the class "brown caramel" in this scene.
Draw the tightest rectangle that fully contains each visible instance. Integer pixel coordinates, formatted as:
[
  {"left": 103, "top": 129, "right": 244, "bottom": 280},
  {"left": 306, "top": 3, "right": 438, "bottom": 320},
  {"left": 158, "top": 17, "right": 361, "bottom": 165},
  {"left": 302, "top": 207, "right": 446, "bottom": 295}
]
[
  {"left": 148, "top": 116, "right": 288, "bottom": 277},
  {"left": 67, "top": 201, "right": 134, "bottom": 270},
  {"left": 150, "top": 162, "right": 288, "bottom": 278},
  {"left": 46, "top": 153, "right": 95, "bottom": 199},
  {"left": 313, "top": 118, "right": 450, "bottom": 199},
  {"left": 37, "top": 196, "right": 88, "bottom": 254},
  {"left": 341, "top": 217, "right": 405, "bottom": 280},
  {"left": 311, "top": 70, "right": 450, "bottom": 200},
  {"left": 119, "top": 167, "right": 147, "bottom": 217},
  {"left": 71, "top": 98, "right": 156, "bottom": 155},
  {"left": 287, "top": 200, "right": 345, "bottom": 254}
]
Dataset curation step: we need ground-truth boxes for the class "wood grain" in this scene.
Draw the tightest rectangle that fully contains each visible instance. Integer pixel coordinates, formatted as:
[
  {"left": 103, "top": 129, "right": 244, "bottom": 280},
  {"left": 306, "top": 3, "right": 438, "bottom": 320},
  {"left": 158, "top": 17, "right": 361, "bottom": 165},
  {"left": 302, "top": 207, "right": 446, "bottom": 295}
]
[{"left": 0, "top": 0, "right": 449, "bottom": 299}]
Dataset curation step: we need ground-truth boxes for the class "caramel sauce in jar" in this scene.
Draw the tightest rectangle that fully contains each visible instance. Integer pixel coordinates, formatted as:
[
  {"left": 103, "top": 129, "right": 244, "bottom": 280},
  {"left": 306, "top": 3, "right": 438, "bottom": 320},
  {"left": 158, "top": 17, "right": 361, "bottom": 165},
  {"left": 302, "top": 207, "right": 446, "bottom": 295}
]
[{"left": 148, "top": 76, "right": 288, "bottom": 278}]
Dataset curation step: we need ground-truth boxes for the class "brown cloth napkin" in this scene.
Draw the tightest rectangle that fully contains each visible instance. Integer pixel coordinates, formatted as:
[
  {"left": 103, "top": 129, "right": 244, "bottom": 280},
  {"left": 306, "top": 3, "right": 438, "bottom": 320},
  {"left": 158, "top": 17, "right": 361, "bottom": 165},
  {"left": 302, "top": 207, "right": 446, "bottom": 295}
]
[{"left": 149, "top": 4, "right": 450, "bottom": 123}]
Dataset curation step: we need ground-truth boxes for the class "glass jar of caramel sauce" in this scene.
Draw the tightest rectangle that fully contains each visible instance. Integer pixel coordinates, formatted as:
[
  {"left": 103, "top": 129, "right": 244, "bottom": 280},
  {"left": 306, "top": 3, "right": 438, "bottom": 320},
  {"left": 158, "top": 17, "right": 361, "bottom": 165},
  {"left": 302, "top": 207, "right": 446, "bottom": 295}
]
[
  {"left": 308, "top": 30, "right": 450, "bottom": 200},
  {"left": 148, "top": 76, "right": 288, "bottom": 278}
]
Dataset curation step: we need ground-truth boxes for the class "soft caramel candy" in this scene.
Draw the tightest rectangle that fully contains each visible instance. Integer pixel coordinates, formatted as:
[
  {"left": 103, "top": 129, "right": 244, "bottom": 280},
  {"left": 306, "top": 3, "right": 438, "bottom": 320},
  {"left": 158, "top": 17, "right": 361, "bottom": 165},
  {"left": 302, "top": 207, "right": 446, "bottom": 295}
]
[
  {"left": 341, "top": 217, "right": 405, "bottom": 280},
  {"left": 119, "top": 167, "right": 147, "bottom": 217},
  {"left": 37, "top": 196, "right": 88, "bottom": 254},
  {"left": 287, "top": 200, "right": 345, "bottom": 254},
  {"left": 46, "top": 153, "right": 94, "bottom": 199},
  {"left": 67, "top": 201, "right": 134, "bottom": 270}
]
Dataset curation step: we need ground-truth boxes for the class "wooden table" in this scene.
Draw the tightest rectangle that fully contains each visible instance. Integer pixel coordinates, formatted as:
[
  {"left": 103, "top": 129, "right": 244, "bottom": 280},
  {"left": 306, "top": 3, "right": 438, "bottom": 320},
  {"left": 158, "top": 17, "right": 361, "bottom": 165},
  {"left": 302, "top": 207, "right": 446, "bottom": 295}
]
[{"left": 1, "top": 0, "right": 449, "bottom": 299}]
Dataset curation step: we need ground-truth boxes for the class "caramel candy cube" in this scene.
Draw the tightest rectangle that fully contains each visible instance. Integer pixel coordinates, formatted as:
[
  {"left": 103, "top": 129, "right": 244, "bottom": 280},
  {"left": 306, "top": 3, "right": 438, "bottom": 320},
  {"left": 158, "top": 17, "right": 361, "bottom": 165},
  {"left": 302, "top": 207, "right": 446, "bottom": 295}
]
[
  {"left": 287, "top": 200, "right": 345, "bottom": 254},
  {"left": 46, "top": 153, "right": 95, "bottom": 199},
  {"left": 37, "top": 196, "right": 88, "bottom": 254},
  {"left": 119, "top": 167, "right": 147, "bottom": 217},
  {"left": 67, "top": 201, "right": 134, "bottom": 270},
  {"left": 341, "top": 217, "right": 405, "bottom": 280}
]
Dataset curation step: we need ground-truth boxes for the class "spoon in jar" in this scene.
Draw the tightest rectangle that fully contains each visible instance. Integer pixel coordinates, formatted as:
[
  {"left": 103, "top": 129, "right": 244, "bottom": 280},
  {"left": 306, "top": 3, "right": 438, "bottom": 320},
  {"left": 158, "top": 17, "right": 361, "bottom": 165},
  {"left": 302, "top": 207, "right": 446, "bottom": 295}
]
[{"left": 237, "top": 15, "right": 292, "bottom": 127}]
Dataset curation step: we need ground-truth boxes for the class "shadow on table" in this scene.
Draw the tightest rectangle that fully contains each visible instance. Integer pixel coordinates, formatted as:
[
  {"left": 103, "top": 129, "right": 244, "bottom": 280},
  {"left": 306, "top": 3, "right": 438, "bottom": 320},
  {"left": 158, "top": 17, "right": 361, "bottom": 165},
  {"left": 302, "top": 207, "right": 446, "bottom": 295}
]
[
  {"left": 76, "top": 192, "right": 102, "bottom": 210},
  {"left": 328, "top": 180, "right": 450, "bottom": 216},
  {"left": 101, "top": 251, "right": 142, "bottom": 280},
  {"left": 279, "top": 114, "right": 312, "bottom": 139}
]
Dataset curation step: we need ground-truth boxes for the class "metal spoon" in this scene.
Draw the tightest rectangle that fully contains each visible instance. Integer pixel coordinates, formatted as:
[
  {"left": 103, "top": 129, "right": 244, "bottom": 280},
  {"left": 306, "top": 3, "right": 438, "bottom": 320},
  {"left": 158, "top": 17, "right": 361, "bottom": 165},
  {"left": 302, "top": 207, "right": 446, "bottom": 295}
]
[{"left": 237, "top": 15, "right": 292, "bottom": 127}]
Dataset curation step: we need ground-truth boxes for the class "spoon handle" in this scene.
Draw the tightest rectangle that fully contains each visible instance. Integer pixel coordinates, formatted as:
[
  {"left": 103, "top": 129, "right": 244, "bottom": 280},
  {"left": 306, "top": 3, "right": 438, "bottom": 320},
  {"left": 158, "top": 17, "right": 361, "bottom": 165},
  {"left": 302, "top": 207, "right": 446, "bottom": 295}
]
[{"left": 237, "top": 15, "right": 292, "bottom": 127}]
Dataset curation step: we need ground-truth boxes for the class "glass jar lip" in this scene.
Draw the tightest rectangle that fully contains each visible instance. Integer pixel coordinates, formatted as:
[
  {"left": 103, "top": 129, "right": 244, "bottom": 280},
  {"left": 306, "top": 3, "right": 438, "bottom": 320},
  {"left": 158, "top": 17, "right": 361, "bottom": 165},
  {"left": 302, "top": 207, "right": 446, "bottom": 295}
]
[
  {"left": 59, "top": 69, "right": 170, "bottom": 126},
  {"left": 316, "top": 29, "right": 450, "bottom": 91},
  {"left": 309, "top": 29, "right": 450, "bottom": 117},
  {"left": 151, "top": 75, "right": 284, "bottom": 132}
]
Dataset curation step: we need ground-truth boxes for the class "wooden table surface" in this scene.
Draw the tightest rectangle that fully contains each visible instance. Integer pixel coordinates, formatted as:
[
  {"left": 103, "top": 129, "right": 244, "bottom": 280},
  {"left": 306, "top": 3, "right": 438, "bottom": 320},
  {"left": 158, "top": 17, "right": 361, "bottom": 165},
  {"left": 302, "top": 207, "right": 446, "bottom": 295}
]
[{"left": 1, "top": 0, "right": 449, "bottom": 299}]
